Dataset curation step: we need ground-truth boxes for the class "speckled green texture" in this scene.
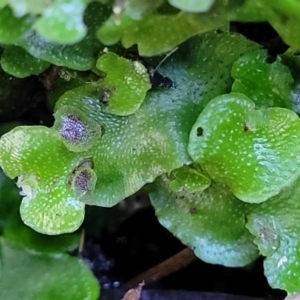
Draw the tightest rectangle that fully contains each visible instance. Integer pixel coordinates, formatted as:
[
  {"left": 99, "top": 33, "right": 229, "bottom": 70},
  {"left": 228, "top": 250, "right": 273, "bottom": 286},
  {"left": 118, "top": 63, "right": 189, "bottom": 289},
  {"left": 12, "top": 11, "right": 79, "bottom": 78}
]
[
  {"left": 54, "top": 28, "right": 256, "bottom": 207},
  {"left": 189, "top": 93, "right": 300, "bottom": 203},
  {"left": 0, "top": 238, "right": 100, "bottom": 300},
  {"left": 0, "top": 6, "right": 34, "bottom": 43},
  {"left": 246, "top": 176, "right": 300, "bottom": 294},
  {"left": 35, "top": 0, "right": 87, "bottom": 43},
  {"left": 119, "top": 12, "right": 217, "bottom": 56},
  {"left": 232, "top": 49, "right": 293, "bottom": 108},
  {"left": 169, "top": 165, "right": 211, "bottom": 193},
  {"left": 0, "top": 167, "right": 80, "bottom": 257},
  {"left": 168, "top": 0, "right": 214, "bottom": 12},
  {"left": 96, "top": 52, "right": 151, "bottom": 115},
  {"left": 0, "top": 30, "right": 258, "bottom": 223},
  {"left": 1, "top": 45, "right": 50, "bottom": 78},
  {"left": 150, "top": 175, "right": 259, "bottom": 266},
  {"left": 0, "top": 126, "right": 85, "bottom": 234},
  {"left": 15, "top": 2, "right": 107, "bottom": 70},
  {"left": 98, "top": 12, "right": 219, "bottom": 56}
]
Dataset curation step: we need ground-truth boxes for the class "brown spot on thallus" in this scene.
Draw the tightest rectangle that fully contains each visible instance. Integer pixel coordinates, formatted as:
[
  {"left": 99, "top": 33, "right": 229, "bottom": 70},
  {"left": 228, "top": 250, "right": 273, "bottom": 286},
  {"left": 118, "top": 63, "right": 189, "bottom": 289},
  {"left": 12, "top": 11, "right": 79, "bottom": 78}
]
[
  {"left": 101, "top": 87, "right": 116, "bottom": 104},
  {"left": 243, "top": 124, "right": 249, "bottom": 132},
  {"left": 189, "top": 207, "right": 197, "bottom": 215}
]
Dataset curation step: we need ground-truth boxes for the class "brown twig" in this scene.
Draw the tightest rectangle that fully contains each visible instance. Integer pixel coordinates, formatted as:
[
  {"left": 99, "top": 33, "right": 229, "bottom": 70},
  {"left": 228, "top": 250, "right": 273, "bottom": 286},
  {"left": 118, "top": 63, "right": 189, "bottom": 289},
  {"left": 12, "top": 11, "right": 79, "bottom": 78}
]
[
  {"left": 124, "top": 247, "right": 197, "bottom": 289},
  {"left": 78, "top": 228, "right": 85, "bottom": 255}
]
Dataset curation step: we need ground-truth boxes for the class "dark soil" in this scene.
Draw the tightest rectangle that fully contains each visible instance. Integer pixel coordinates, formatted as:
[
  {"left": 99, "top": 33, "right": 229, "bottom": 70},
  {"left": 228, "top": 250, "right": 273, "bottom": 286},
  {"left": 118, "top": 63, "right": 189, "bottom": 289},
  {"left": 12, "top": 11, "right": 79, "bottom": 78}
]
[{"left": 80, "top": 205, "right": 286, "bottom": 300}]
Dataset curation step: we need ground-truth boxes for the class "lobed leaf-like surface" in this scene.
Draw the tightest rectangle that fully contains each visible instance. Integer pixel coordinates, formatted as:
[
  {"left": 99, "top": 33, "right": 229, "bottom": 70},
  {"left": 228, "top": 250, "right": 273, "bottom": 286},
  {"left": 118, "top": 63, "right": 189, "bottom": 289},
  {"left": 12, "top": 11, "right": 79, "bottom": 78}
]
[
  {"left": 0, "top": 6, "right": 35, "bottom": 43},
  {"left": 231, "top": 49, "right": 294, "bottom": 109},
  {"left": 169, "top": 165, "right": 211, "bottom": 193},
  {"left": 0, "top": 30, "right": 258, "bottom": 233},
  {"left": 189, "top": 93, "right": 300, "bottom": 203},
  {"left": 0, "top": 126, "right": 85, "bottom": 234},
  {"left": 15, "top": 2, "right": 108, "bottom": 70},
  {"left": 246, "top": 176, "right": 300, "bottom": 294},
  {"left": 98, "top": 12, "right": 217, "bottom": 56},
  {"left": 150, "top": 175, "right": 259, "bottom": 266},
  {"left": 0, "top": 166, "right": 81, "bottom": 258},
  {"left": 35, "top": 0, "right": 88, "bottom": 44},
  {"left": 53, "top": 30, "right": 256, "bottom": 207},
  {"left": 1, "top": 45, "right": 50, "bottom": 78},
  {"left": 96, "top": 52, "right": 151, "bottom": 115}
]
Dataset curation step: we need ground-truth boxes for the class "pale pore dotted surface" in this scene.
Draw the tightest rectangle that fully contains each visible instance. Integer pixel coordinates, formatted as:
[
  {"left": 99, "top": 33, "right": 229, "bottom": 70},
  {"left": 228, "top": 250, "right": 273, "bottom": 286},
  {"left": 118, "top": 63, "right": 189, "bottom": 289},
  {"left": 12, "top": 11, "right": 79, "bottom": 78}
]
[
  {"left": 53, "top": 30, "right": 258, "bottom": 207},
  {"left": 150, "top": 175, "right": 258, "bottom": 267},
  {"left": 0, "top": 126, "right": 85, "bottom": 234},
  {"left": 14, "top": 2, "right": 105, "bottom": 70},
  {"left": 232, "top": 49, "right": 293, "bottom": 109},
  {"left": 96, "top": 52, "right": 151, "bottom": 116},
  {"left": 188, "top": 93, "right": 300, "bottom": 203},
  {"left": 246, "top": 176, "right": 300, "bottom": 294},
  {"left": 0, "top": 30, "right": 259, "bottom": 234}
]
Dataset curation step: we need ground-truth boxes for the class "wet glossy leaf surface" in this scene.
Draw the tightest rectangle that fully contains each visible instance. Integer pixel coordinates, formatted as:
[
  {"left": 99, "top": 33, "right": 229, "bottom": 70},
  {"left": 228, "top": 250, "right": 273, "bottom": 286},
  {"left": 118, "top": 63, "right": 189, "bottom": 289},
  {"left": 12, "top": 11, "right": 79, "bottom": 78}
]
[
  {"left": 231, "top": 49, "right": 293, "bottom": 108},
  {"left": 1, "top": 45, "right": 50, "bottom": 78},
  {"left": 121, "top": 13, "right": 217, "bottom": 56},
  {"left": 169, "top": 165, "right": 211, "bottom": 193},
  {"left": 150, "top": 175, "right": 259, "bottom": 266},
  {"left": 0, "top": 126, "right": 85, "bottom": 234},
  {"left": 52, "top": 30, "right": 256, "bottom": 207},
  {"left": 15, "top": 2, "right": 108, "bottom": 70},
  {"left": 189, "top": 93, "right": 300, "bottom": 203},
  {"left": 96, "top": 52, "right": 151, "bottom": 115},
  {"left": 246, "top": 176, "right": 300, "bottom": 294}
]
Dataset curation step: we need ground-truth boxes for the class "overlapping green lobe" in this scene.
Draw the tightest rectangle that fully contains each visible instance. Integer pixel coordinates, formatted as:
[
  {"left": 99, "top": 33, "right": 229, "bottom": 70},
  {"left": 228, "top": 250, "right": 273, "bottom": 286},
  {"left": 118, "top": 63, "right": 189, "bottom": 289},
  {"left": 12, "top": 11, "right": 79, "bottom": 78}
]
[
  {"left": 0, "top": 30, "right": 257, "bottom": 233},
  {"left": 0, "top": 168, "right": 98, "bottom": 300},
  {"left": 96, "top": 52, "right": 151, "bottom": 115},
  {"left": 1, "top": 45, "right": 50, "bottom": 78},
  {"left": 53, "top": 30, "right": 256, "bottom": 207},
  {"left": 169, "top": 165, "right": 211, "bottom": 193},
  {"left": 0, "top": 126, "right": 85, "bottom": 234},
  {"left": 15, "top": 2, "right": 108, "bottom": 70},
  {"left": 34, "top": 0, "right": 88, "bottom": 44},
  {"left": 232, "top": 49, "right": 294, "bottom": 108},
  {"left": 246, "top": 176, "right": 300, "bottom": 294},
  {"left": 188, "top": 93, "right": 300, "bottom": 203},
  {"left": 150, "top": 175, "right": 259, "bottom": 266}
]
